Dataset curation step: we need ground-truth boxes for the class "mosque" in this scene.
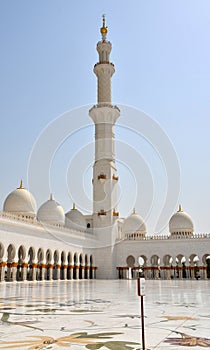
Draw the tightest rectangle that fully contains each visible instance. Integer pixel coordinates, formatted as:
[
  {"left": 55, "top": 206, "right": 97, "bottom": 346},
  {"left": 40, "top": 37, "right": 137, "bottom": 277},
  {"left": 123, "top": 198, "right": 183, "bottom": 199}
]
[{"left": 0, "top": 17, "right": 210, "bottom": 282}]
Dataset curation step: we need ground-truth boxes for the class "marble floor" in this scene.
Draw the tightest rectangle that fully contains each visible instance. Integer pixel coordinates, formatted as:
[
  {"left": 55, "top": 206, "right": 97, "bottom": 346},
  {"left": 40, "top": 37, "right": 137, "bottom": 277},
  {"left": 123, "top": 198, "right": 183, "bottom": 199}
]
[{"left": 0, "top": 279, "right": 210, "bottom": 349}]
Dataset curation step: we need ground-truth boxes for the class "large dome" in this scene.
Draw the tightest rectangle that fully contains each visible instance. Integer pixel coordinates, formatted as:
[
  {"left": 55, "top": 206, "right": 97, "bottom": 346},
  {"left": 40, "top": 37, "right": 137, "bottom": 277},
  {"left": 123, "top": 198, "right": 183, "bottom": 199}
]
[
  {"left": 3, "top": 181, "right": 36, "bottom": 219},
  {"left": 37, "top": 194, "right": 65, "bottom": 227},
  {"left": 65, "top": 203, "right": 86, "bottom": 230},
  {"left": 169, "top": 205, "right": 194, "bottom": 236},
  {"left": 123, "top": 209, "right": 146, "bottom": 238}
]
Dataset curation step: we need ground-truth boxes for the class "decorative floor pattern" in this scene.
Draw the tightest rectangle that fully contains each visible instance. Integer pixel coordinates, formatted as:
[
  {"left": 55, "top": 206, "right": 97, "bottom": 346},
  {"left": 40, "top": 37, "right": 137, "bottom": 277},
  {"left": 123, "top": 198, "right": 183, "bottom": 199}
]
[{"left": 0, "top": 280, "right": 210, "bottom": 349}]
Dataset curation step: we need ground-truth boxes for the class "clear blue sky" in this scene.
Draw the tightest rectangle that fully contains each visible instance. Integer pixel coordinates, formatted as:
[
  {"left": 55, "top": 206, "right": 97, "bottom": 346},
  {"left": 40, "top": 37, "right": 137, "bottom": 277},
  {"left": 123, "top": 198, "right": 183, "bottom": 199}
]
[{"left": 0, "top": 1, "right": 209, "bottom": 234}]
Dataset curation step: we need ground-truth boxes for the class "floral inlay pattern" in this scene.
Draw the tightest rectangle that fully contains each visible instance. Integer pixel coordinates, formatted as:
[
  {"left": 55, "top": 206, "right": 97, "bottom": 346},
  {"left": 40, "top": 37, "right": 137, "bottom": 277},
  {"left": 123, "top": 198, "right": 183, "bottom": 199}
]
[
  {"left": 0, "top": 332, "right": 139, "bottom": 350},
  {"left": 164, "top": 332, "right": 210, "bottom": 347}
]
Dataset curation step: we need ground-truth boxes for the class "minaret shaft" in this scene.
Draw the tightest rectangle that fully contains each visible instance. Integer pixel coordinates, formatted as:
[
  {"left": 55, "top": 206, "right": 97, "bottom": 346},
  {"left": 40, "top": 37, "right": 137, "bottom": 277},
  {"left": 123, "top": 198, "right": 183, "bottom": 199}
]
[{"left": 89, "top": 17, "right": 120, "bottom": 228}]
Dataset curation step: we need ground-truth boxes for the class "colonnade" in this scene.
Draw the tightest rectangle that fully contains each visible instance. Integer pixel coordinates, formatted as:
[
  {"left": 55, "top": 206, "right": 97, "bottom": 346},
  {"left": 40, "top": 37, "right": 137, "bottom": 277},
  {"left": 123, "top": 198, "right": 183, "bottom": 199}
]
[
  {"left": 117, "top": 265, "right": 208, "bottom": 280},
  {"left": 0, "top": 243, "right": 97, "bottom": 282}
]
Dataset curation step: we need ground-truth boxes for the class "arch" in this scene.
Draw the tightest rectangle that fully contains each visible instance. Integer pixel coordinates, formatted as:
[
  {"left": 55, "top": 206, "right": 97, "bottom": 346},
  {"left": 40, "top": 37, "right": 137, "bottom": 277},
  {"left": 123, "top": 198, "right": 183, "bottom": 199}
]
[
  {"left": 138, "top": 255, "right": 147, "bottom": 267},
  {"left": 28, "top": 247, "right": 35, "bottom": 263},
  {"left": 163, "top": 254, "right": 172, "bottom": 266},
  {"left": 73, "top": 252, "right": 78, "bottom": 279},
  {"left": 37, "top": 248, "right": 44, "bottom": 263},
  {"left": 45, "top": 249, "right": 52, "bottom": 280},
  {"left": 125, "top": 255, "right": 135, "bottom": 279},
  {"left": 84, "top": 254, "right": 88, "bottom": 279},
  {"left": 202, "top": 254, "right": 210, "bottom": 265},
  {"left": 137, "top": 255, "right": 147, "bottom": 278},
  {"left": 126, "top": 255, "right": 135, "bottom": 267},
  {"left": 46, "top": 249, "right": 52, "bottom": 264},
  {"left": 150, "top": 255, "right": 160, "bottom": 279},
  {"left": 18, "top": 245, "right": 26, "bottom": 262},
  {"left": 67, "top": 252, "right": 72, "bottom": 280},
  {"left": 37, "top": 248, "right": 44, "bottom": 281},
  {"left": 204, "top": 254, "right": 210, "bottom": 279},
  {"left": 6, "top": 244, "right": 16, "bottom": 282},
  {"left": 60, "top": 251, "right": 66, "bottom": 280},
  {"left": 188, "top": 254, "right": 200, "bottom": 279},
  {"left": 7, "top": 244, "right": 16, "bottom": 263},
  {"left": 53, "top": 250, "right": 59, "bottom": 264},
  {"left": 53, "top": 250, "right": 60, "bottom": 280},
  {"left": 90, "top": 254, "right": 93, "bottom": 279},
  {"left": 79, "top": 253, "right": 83, "bottom": 279},
  {"left": 17, "top": 245, "right": 26, "bottom": 281},
  {"left": 150, "top": 255, "right": 160, "bottom": 266},
  {"left": 27, "top": 247, "right": 35, "bottom": 281}
]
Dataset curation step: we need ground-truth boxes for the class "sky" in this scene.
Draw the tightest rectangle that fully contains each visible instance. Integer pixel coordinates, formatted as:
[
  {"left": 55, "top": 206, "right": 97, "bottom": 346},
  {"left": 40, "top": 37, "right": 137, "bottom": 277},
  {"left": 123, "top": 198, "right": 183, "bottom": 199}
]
[{"left": 0, "top": 1, "right": 209, "bottom": 234}]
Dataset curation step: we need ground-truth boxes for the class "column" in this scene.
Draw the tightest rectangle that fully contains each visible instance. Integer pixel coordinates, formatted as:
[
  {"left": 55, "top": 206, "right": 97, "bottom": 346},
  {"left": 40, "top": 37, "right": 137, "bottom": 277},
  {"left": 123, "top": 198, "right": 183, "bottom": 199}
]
[
  {"left": 81, "top": 265, "right": 85, "bottom": 279},
  {"left": 0, "top": 262, "right": 6, "bottom": 282},
  {"left": 22, "top": 263, "right": 28, "bottom": 281},
  {"left": 86, "top": 266, "right": 90, "bottom": 280},
  {"left": 62, "top": 265, "right": 67, "bottom": 280},
  {"left": 47, "top": 264, "right": 53, "bottom": 280},
  {"left": 92, "top": 267, "right": 97, "bottom": 279},
  {"left": 69, "top": 265, "right": 74, "bottom": 280},
  {"left": 41, "top": 264, "right": 47, "bottom": 281},
  {"left": 31, "top": 263, "right": 38, "bottom": 281},
  {"left": 75, "top": 265, "right": 80, "bottom": 280},
  {"left": 12, "top": 262, "right": 18, "bottom": 281},
  {"left": 54, "top": 264, "right": 61, "bottom": 280}
]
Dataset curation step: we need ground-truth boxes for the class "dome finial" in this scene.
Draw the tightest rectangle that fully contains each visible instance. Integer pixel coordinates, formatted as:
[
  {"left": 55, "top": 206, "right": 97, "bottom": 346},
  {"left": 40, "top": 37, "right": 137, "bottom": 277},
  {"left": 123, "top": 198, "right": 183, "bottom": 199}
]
[
  {"left": 50, "top": 193, "right": 53, "bottom": 201},
  {"left": 133, "top": 208, "right": 136, "bottom": 214},
  {"left": 17, "top": 179, "right": 24, "bottom": 189},
  {"left": 100, "top": 14, "right": 108, "bottom": 40},
  {"left": 72, "top": 202, "right": 76, "bottom": 210},
  {"left": 178, "top": 204, "right": 183, "bottom": 212}
]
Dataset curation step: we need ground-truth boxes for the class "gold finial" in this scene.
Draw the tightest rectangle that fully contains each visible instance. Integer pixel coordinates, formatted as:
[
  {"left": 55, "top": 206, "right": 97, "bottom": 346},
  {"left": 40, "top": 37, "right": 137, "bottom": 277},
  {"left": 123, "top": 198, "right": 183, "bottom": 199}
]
[
  {"left": 133, "top": 208, "right": 136, "bottom": 214},
  {"left": 178, "top": 204, "right": 183, "bottom": 212},
  {"left": 100, "top": 14, "right": 108, "bottom": 37},
  {"left": 17, "top": 179, "right": 24, "bottom": 189},
  {"left": 72, "top": 202, "right": 76, "bottom": 210},
  {"left": 50, "top": 193, "right": 53, "bottom": 201}
]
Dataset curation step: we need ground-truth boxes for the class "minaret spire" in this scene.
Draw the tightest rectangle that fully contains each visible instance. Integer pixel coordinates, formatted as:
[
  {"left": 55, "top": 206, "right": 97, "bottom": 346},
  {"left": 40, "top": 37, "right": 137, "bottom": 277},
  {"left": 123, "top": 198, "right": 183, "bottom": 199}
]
[
  {"left": 89, "top": 17, "right": 120, "bottom": 228},
  {"left": 100, "top": 14, "right": 108, "bottom": 41}
]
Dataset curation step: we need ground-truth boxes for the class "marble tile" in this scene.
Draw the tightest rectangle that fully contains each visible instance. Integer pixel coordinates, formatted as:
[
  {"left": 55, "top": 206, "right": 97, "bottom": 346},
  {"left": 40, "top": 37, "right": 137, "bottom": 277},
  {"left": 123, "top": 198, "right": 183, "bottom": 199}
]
[{"left": 0, "top": 280, "right": 209, "bottom": 349}]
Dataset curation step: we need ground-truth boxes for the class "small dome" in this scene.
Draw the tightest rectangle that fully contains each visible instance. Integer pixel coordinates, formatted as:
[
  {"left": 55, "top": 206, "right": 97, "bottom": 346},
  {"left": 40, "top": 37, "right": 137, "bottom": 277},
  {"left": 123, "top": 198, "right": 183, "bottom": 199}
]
[
  {"left": 169, "top": 205, "right": 194, "bottom": 235},
  {"left": 65, "top": 203, "right": 86, "bottom": 230},
  {"left": 37, "top": 194, "right": 65, "bottom": 227},
  {"left": 3, "top": 181, "right": 36, "bottom": 219},
  {"left": 123, "top": 209, "right": 146, "bottom": 236}
]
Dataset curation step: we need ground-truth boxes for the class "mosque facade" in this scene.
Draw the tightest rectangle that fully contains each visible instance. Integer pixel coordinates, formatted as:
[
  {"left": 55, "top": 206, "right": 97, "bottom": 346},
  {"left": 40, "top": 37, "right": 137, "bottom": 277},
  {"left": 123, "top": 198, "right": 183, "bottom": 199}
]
[{"left": 0, "top": 18, "right": 210, "bottom": 282}]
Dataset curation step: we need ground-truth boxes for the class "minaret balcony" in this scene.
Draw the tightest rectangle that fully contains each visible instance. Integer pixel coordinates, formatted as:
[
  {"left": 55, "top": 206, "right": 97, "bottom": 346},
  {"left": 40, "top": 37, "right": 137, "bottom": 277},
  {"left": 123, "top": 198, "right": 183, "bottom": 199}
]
[
  {"left": 112, "top": 175, "right": 118, "bottom": 181},
  {"left": 94, "top": 62, "right": 114, "bottom": 68}
]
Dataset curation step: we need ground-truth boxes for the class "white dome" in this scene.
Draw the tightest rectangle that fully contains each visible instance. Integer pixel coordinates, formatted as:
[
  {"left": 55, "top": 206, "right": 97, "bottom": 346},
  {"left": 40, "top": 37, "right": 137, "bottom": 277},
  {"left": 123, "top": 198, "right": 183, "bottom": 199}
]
[
  {"left": 37, "top": 195, "right": 65, "bottom": 227},
  {"left": 169, "top": 205, "right": 194, "bottom": 235},
  {"left": 65, "top": 204, "right": 86, "bottom": 230},
  {"left": 123, "top": 210, "right": 146, "bottom": 235},
  {"left": 3, "top": 181, "right": 36, "bottom": 219}
]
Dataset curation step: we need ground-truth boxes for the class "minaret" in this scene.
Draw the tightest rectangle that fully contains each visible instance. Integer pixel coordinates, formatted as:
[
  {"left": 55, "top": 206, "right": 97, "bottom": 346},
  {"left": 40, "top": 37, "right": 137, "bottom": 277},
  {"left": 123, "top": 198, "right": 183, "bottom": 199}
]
[{"left": 89, "top": 16, "right": 120, "bottom": 228}]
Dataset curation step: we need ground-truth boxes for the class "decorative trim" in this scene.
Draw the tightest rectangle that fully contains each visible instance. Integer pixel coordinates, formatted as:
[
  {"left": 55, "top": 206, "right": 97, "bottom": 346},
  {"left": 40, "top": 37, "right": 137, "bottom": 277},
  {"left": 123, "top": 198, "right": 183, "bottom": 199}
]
[
  {"left": 32, "top": 263, "right": 38, "bottom": 268},
  {"left": 98, "top": 174, "right": 106, "bottom": 180},
  {"left": 22, "top": 263, "right": 28, "bottom": 268},
  {"left": 98, "top": 210, "right": 107, "bottom": 216}
]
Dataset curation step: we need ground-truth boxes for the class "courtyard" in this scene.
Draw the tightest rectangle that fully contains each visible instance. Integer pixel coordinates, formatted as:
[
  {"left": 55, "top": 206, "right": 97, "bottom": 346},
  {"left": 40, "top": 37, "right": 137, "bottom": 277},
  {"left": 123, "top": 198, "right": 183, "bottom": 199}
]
[{"left": 0, "top": 280, "right": 209, "bottom": 349}]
